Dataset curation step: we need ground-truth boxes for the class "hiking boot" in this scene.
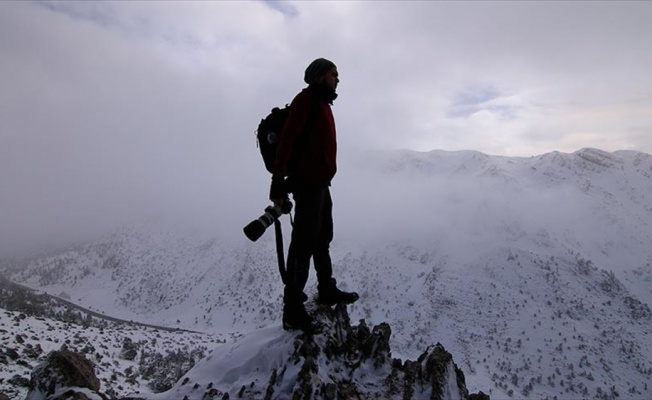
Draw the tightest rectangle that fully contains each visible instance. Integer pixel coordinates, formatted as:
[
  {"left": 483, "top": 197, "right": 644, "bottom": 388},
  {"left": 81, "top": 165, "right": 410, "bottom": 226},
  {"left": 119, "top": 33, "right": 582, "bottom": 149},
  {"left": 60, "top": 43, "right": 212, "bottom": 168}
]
[
  {"left": 282, "top": 302, "right": 315, "bottom": 332},
  {"left": 317, "top": 278, "right": 359, "bottom": 306},
  {"left": 283, "top": 286, "right": 314, "bottom": 332}
]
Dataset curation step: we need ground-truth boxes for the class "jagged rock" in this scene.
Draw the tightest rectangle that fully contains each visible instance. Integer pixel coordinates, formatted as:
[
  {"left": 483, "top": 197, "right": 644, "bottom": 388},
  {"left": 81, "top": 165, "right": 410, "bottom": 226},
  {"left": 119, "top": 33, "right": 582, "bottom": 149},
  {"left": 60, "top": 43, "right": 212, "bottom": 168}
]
[
  {"left": 25, "top": 350, "right": 108, "bottom": 400},
  {"left": 159, "top": 303, "right": 488, "bottom": 400},
  {"left": 272, "top": 304, "right": 473, "bottom": 399}
]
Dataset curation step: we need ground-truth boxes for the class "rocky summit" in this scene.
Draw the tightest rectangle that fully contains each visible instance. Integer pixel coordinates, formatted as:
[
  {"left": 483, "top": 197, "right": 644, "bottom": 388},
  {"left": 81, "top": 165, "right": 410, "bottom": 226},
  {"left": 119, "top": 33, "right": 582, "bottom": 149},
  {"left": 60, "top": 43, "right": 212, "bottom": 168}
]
[{"left": 147, "top": 303, "right": 489, "bottom": 400}]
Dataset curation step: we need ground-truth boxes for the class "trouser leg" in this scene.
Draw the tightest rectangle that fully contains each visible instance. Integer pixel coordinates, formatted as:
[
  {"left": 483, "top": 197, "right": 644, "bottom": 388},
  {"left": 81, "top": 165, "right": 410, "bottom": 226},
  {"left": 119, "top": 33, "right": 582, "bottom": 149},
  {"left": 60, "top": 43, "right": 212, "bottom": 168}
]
[
  {"left": 313, "top": 188, "right": 333, "bottom": 284},
  {"left": 285, "top": 186, "right": 333, "bottom": 294}
]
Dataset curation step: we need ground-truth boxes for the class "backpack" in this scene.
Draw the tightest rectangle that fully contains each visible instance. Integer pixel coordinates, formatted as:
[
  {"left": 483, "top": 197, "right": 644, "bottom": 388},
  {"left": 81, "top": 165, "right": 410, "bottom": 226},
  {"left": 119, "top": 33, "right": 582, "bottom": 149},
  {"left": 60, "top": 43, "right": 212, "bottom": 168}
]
[
  {"left": 255, "top": 105, "right": 291, "bottom": 174},
  {"left": 255, "top": 96, "right": 318, "bottom": 176}
]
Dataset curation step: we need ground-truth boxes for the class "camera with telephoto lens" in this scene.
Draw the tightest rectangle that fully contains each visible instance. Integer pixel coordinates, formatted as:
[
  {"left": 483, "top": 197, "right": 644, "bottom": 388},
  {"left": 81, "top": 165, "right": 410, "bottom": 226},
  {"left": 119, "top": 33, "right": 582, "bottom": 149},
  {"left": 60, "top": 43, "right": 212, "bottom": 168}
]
[{"left": 243, "top": 198, "right": 293, "bottom": 242}]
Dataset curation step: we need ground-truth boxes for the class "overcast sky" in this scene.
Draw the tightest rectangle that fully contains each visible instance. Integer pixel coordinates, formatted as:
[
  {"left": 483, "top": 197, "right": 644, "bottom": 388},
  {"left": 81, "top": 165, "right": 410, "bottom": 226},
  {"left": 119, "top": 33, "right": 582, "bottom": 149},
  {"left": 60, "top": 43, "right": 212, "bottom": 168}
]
[{"left": 1, "top": 1, "right": 652, "bottom": 256}]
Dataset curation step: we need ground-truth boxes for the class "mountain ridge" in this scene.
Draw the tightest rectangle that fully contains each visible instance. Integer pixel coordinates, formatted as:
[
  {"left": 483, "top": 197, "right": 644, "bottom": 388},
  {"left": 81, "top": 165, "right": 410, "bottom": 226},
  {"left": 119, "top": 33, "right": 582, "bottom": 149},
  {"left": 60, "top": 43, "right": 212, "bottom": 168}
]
[{"left": 3, "top": 148, "right": 652, "bottom": 399}]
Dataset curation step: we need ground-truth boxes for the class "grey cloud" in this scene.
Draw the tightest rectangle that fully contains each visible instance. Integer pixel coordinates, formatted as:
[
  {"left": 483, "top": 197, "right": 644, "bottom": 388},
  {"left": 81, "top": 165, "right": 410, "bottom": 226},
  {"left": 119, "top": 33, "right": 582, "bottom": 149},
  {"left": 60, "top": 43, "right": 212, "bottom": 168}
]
[
  {"left": 37, "top": 1, "right": 119, "bottom": 27},
  {"left": 263, "top": 0, "right": 299, "bottom": 18},
  {"left": 1, "top": 1, "right": 652, "bottom": 256}
]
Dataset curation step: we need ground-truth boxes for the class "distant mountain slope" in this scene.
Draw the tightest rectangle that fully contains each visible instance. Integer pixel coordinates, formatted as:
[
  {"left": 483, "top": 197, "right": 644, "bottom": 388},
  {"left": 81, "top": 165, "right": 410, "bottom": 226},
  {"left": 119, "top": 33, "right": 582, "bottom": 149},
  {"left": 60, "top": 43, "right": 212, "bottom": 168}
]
[
  {"left": 0, "top": 279, "right": 223, "bottom": 400},
  {"left": 4, "top": 148, "right": 652, "bottom": 399}
]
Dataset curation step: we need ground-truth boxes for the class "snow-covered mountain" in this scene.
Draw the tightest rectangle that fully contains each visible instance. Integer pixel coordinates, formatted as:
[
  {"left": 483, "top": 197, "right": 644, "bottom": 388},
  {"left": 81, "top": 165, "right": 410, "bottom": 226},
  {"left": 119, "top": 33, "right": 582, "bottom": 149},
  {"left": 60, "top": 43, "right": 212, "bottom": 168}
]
[
  {"left": 0, "top": 277, "right": 225, "bottom": 399},
  {"left": 3, "top": 148, "right": 652, "bottom": 399}
]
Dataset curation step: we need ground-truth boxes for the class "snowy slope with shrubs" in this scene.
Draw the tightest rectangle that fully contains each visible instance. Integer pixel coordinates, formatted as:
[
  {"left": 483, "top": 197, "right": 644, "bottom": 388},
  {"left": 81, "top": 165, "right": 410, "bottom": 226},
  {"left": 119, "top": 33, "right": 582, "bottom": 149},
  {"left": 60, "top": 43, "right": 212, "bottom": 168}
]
[
  {"left": 0, "top": 302, "right": 225, "bottom": 399},
  {"left": 3, "top": 148, "right": 652, "bottom": 399}
]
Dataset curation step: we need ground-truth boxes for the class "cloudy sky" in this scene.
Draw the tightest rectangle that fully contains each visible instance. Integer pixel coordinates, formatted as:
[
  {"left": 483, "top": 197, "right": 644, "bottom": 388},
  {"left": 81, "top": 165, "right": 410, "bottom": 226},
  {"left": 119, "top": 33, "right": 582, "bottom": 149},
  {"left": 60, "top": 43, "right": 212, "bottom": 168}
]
[{"left": 1, "top": 1, "right": 652, "bottom": 255}]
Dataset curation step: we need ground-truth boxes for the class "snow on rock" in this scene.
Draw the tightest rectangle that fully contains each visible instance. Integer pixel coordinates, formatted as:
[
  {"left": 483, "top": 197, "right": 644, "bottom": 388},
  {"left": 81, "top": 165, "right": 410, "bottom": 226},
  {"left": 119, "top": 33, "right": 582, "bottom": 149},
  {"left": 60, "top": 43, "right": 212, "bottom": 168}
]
[
  {"left": 148, "top": 303, "right": 488, "bottom": 400},
  {"left": 25, "top": 350, "right": 106, "bottom": 400}
]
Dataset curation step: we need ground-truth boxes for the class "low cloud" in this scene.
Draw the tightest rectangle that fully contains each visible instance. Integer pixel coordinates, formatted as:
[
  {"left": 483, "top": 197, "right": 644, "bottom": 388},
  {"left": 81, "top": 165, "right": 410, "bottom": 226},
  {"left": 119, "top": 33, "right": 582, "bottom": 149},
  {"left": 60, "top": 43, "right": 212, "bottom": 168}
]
[{"left": 1, "top": 1, "right": 651, "bottom": 255}]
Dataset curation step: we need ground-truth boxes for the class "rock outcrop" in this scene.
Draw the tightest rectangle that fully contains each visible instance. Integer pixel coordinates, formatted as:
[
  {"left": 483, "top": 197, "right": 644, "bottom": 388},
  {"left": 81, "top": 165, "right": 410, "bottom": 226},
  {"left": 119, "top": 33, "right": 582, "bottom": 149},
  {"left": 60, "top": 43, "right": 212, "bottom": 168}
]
[
  {"left": 156, "top": 303, "right": 489, "bottom": 400},
  {"left": 25, "top": 350, "right": 108, "bottom": 400}
]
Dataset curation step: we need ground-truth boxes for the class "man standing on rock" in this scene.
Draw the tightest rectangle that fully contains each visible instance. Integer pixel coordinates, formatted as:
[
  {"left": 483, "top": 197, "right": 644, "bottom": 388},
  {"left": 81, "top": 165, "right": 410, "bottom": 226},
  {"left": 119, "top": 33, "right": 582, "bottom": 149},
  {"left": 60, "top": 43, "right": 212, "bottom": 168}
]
[{"left": 270, "top": 58, "right": 359, "bottom": 331}]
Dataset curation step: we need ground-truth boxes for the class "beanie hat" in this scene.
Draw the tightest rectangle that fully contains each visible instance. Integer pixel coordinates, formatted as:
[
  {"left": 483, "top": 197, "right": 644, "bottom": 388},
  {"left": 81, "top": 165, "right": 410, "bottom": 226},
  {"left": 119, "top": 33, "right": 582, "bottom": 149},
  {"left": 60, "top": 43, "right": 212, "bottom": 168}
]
[{"left": 304, "top": 58, "right": 336, "bottom": 84}]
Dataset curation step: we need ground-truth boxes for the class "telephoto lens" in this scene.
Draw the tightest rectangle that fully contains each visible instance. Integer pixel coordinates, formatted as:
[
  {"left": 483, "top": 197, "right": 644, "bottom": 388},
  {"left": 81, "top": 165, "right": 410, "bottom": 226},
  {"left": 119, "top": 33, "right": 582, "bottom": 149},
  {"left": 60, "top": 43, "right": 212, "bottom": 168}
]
[{"left": 243, "top": 205, "right": 283, "bottom": 242}]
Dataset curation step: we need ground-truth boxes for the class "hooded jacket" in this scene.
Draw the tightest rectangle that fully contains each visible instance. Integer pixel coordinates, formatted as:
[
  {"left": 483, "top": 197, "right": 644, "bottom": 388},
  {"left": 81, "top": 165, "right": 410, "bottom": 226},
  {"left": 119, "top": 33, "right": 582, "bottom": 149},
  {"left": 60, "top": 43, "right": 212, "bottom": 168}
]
[{"left": 273, "top": 85, "right": 337, "bottom": 187}]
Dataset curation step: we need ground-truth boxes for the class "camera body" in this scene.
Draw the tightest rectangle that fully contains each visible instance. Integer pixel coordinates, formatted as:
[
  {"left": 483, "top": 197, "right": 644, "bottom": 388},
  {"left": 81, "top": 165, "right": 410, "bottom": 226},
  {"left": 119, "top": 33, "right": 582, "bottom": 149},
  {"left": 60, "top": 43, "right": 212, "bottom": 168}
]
[{"left": 243, "top": 199, "right": 293, "bottom": 242}]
